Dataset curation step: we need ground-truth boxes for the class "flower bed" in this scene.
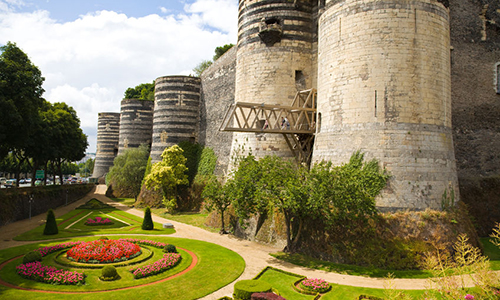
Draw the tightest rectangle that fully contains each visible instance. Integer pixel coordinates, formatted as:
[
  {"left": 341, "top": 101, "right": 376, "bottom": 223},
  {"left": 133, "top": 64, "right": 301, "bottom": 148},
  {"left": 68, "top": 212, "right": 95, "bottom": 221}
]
[
  {"left": 299, "top": 278, "right": 331, "bottom": 294},
  {"left": 120, "top": 238, "right": 168, "bottom": 249},
  {"left": 85, "top": 216, "right": 114, "bottom": 226},
  {"left": 66, "top": 239, "right": 141, "bottom": 263},
  {"left": 35, "top": 242, "right": 83, "bottom": 257},
  {"left": 16, "top": 261, "right": 85, "bottom": 285},
  {"left": 129, "top": 252, "right": 181, "bottom": 279}
]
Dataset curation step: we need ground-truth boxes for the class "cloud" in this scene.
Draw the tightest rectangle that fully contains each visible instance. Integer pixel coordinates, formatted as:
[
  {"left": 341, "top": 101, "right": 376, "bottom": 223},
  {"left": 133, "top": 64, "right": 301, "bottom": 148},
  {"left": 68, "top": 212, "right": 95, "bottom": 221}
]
[
  {"left": 159, "top": 7, "right": 170, "bottom": 14},
  {"left": 0, "top": 0, "right": 26, "bottom": 12},
  {"left": 184, "top": 0, "right": 237, "bottom": 35},
  {"left": 0, "top": 0, "right": 237, "bottom": 153}
]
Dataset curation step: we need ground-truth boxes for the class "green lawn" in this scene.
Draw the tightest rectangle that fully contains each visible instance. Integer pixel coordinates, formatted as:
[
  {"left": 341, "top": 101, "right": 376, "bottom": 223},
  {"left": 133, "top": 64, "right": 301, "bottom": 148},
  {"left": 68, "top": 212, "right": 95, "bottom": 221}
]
[
  {"left": 0, "top": 235, "right": 245, "bottom": 300},
  {"left": 255, "top": 267, "right": 427, "bottom": 300},
  {"left": 270, "top": 238, "right": 500, "bottom": 280},
  {"left": 480, "top": 237, "right": 500, "bottom": 270},
  {"left": 270, "top": 252, "right": 434, "bottom": 279},
  {"left": 13, "top": 204, "right": 175, "bottom": 241}
]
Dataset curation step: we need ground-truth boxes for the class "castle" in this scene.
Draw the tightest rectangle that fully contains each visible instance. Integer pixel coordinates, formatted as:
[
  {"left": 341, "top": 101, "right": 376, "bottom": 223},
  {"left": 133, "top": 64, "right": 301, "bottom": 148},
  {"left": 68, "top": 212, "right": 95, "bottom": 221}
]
[{"left": 92, "top": 0, "right": 500, "bottom": 212}]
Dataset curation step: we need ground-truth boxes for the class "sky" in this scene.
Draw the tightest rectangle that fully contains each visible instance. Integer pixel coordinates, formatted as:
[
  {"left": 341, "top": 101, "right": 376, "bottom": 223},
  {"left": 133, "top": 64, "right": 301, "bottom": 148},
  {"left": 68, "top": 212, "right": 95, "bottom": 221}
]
[{"left": 0, "top": 0, "right": 238, "bottom": 153}]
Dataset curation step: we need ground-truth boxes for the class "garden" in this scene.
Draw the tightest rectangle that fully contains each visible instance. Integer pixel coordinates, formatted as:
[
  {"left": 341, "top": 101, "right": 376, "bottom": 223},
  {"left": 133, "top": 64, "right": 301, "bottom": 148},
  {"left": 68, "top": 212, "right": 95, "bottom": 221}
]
[{"left": 0, "top": 198, "right": 245, "bottom": 299}]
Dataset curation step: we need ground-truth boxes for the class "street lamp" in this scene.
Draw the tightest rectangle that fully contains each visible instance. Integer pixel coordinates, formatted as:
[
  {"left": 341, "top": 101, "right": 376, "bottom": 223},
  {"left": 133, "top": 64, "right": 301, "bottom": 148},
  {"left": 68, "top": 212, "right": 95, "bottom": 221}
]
[{"left": 28, "top": 194, "right": 34, "bottom": 220}]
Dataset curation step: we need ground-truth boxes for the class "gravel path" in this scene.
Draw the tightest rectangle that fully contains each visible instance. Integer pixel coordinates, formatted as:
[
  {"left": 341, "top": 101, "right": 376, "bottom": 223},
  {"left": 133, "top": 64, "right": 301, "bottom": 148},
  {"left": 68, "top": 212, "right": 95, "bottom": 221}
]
[{"left": 0, "top": 185, "right": 477, "bottom": 299}]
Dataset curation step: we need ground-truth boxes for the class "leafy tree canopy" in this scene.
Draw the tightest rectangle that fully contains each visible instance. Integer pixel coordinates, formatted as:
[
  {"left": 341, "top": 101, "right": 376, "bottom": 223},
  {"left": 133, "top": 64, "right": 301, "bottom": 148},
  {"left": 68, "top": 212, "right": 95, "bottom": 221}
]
[
  {"left": 107, "top": 144, "right": 150, "bottom": 201},
  {"left": 124, "top": 82, "right": 155, "bottom": 101},
  {"left": 193, "top": 60, "right": 213, "bottom": 77},
  {"left": 0, "top": 42, "right": 45, "bottom": 159},
  {"left": 144, "top": 145, "right": 189, "bottom": 212},
  {"left": 213, "top": 43, "right": 234, "bottom": 61}
]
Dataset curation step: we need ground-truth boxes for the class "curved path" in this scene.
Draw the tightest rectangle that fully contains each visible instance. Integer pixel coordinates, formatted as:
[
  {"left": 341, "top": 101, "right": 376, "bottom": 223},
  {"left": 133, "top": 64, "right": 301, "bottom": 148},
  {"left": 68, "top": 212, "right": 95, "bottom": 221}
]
[{"left": 0, "top": 185, "right": 476, "bottom": 299}]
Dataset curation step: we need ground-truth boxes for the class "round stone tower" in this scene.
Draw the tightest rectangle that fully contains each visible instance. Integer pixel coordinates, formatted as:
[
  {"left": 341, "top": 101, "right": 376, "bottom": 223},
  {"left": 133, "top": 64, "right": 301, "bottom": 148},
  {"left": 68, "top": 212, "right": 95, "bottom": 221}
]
[
  {"left": 313, "top": 0, "right": 458, "bottom": 209},
  {"left": 92, "top": 112, "right": 121, "bottom": 178},
  {"left": 230, "top": 0, "right": 315, "bottom": 160},
  {"left": 150, "top": 76, "right": 201, "bottom": 163},
  {"left": 117, "top": 99, "right": 154, "bottom": 155}
]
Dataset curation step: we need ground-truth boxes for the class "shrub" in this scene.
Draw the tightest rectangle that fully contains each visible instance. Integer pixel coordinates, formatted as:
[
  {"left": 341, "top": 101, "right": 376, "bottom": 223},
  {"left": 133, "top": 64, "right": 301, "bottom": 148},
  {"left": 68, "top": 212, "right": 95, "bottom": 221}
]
[
  {"left": 142, "top": 206, "right": 154, "bottom": 230},
  {"left": 43, "top": 209, "right": 58, "bottom": 235},
  {"left": 251, "top": 292, "right": 286, "bottom": 300},
  {"left": 233, "top": 280, "right": 272, "bottom": 300},
  {"left": 22, "top": 251, "right": 42, "bottom": 264},
  {"left": 100, "top": 265, "right": 119, "bottom": 281},
  {"left": 218, "top": 297, "right": 233, "bottom": 300},
  {"left": 163, "top": 244, "right": 177, "bottom": 253}
]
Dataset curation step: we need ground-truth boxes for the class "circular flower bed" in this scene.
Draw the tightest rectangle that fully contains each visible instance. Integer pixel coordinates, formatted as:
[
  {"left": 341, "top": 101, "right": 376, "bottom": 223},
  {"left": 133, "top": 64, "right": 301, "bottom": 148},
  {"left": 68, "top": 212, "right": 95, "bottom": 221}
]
[
  {"left": 66, "top": 239, "right": 141, "bottom": 263},
  {"left": 299, "top": 278, "right": 330, "bottom": 293}
]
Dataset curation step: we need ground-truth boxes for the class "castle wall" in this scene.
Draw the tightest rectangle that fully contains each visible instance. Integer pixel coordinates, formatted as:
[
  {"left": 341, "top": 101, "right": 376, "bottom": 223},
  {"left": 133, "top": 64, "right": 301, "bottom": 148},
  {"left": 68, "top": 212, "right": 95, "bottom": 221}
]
[
  {"left": 150, "top": 76, "right": 201, "bottom": 163},
  {"left": 450, "top": 0, "right": 500, "bottom": 178},
  {"left": 313, "top": 0, "right": 458, "bottom": 210},
  {"left": 199, "top": 46, "right": 237, "bottom": 175},
  {"left": 230, "top": 0, "right": 315, "bottom": 161},
  {"left": 92, "top": 112, "right": 120, "bottom": 178},
  {"left": 117, "top": 99, "right": 154, "bottom": 155}
]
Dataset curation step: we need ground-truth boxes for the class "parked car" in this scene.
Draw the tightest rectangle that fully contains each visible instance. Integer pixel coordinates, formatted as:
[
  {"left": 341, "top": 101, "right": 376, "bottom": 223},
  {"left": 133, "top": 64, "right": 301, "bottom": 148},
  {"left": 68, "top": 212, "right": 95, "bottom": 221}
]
[
  {"left": 5, "top": 179, "right": 16, "bottom": 188},
  {"left": 0, "top": 177, "right": 6, "bottom": 185}
]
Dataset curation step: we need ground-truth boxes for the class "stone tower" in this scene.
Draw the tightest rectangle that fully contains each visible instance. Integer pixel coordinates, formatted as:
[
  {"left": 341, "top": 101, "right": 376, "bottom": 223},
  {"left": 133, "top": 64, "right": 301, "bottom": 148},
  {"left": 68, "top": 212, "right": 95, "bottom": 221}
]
[
  {"left": 312, "top": 0, "right": 458, "bottom": 209},
  {"left": 117, "top": 99, "right": 154, "bottom": 155},
  {"left": 230, "top": 0, "right": 316, "bottom": 160},
  {"left": 150, "top": 76, "right": 201, "bottom": 163},
  {"left": 92, "top": 112, "right": 120, "bottom": 178}
]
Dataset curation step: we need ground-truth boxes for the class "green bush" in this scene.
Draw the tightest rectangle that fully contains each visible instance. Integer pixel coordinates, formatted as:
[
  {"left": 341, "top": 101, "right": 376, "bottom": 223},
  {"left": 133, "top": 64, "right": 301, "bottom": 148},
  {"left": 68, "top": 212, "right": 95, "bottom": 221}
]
[
  {"left": 142, "top": 206, "right": 154, "bottom": 230},
  {"left": 100, "top": 265, "right": 119, "bottom": 281},
  {"left": 163, "top": 244, "right": 177, "bottom": 253},
  {"left": 43, "top": 209, "right": 58, "bottom": 235},
  {"left": 233, "top": 280, "right": 272, "bottom": 300},
  {"left": 22, "top": 251, "right": 42, "bottom": 264}
]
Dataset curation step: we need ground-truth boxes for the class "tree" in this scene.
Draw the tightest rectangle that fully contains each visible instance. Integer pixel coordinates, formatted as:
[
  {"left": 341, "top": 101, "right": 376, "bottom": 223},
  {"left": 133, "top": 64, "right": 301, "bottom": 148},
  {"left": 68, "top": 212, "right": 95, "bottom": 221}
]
[
  {"left": 254, "top": 155, "right": 308, "bottom": 252},
  {"left": 225, "top": 154, "right": 264, "bottom": 223},
  {"left": 26, "top": 101, "right": 88, "bottom": 185},
  {"left": 0, "top": 42, "right": 45, "bottom": 160},
  {"left": 213, "top": 43, "right": 234, "bottom": 61},
  {"left": 43, "top": 209, "right": 58, "bottom": 235},
  {"left": 106, "top": 144, "right": 149, "bottom": 201},
  {"left": 307, "top": 151, "right": 389, "bottom": 227},
  {"left": 193, "top": 60, "right": 213, "bottom": 77},
  {"left": 142, "top": 207, "right": 154, "bottom": 230},
  {"left": 124, "top": 82, "right": 155, "bottom": 101},
  {"left": 202, "top": 175, "right": 231, "bottom": 234},
  {"left": 144, "top": 145, "right": 189, "bottom": 212}
]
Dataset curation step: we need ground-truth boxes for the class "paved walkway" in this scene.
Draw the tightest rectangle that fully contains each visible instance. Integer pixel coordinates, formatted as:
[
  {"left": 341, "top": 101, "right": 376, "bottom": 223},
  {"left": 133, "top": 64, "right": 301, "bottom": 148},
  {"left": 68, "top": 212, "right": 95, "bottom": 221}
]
[{"left": 0, "top": 185, "right": 476, "bottom": 299}]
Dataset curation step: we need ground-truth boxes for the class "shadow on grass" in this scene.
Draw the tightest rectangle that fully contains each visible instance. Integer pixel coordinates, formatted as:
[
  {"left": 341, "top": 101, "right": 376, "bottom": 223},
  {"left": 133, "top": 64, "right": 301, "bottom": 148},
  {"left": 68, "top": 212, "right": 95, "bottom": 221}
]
[{"left": 269, "top": 252, "right": 433, "bottom": 279}]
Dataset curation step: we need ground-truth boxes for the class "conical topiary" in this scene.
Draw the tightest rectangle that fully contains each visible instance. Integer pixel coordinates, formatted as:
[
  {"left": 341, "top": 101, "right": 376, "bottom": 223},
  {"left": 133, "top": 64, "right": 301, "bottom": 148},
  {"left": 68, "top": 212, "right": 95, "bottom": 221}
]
[
  {"left": 43, "top": 209, "right": 58, "bottom": 235},
  {"left": 142, "top": 207, "right": 154, "bottom": 230}
]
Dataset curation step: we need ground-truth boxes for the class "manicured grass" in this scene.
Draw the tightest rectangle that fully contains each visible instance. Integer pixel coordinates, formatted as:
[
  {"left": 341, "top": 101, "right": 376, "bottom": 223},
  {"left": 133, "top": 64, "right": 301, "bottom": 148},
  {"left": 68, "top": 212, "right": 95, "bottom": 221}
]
[
  {"left": 255, "top": 267, "right": 427, "bottom": 300},
  {"left": 480, "top": 237, "right": 500, "bottom": 270},
  {"left": 111, "top": 197, "right": 136, "bottom": 207},
  {"left": 270, "top": 252, "right": 434, "bottom": 279},
  {"left": 109, "top": 198, "right": 220, "bottom": 233},
  {"left": 13, "top": 207, "right": 175, "bottom": 241},
  {"left": 0, "top": 235, "right": 245, "bottom": 299}
]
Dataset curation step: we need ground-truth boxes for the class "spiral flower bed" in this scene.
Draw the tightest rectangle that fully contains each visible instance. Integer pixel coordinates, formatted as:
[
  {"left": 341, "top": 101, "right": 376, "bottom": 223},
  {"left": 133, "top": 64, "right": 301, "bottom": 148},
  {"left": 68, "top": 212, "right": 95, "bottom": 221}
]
[
  {"left": 66, "top": 239, "right": 141, "bottom": 263},
  {"left": 16, "top": 261, "right": 85, "bottom": 285},
  {"left": 129, "top": 253, "right": 182, "bottom": 279}
]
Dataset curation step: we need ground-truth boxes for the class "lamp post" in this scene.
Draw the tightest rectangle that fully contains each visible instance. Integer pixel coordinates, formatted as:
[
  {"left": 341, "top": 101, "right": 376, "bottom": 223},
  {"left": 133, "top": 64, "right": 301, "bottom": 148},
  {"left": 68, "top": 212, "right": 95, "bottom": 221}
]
[
  {"left": 66, "top": 189, "right": 68, "bottom": 206},
  {"left": 28, "top": 194, "right": 34, "bottom": 220}
]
